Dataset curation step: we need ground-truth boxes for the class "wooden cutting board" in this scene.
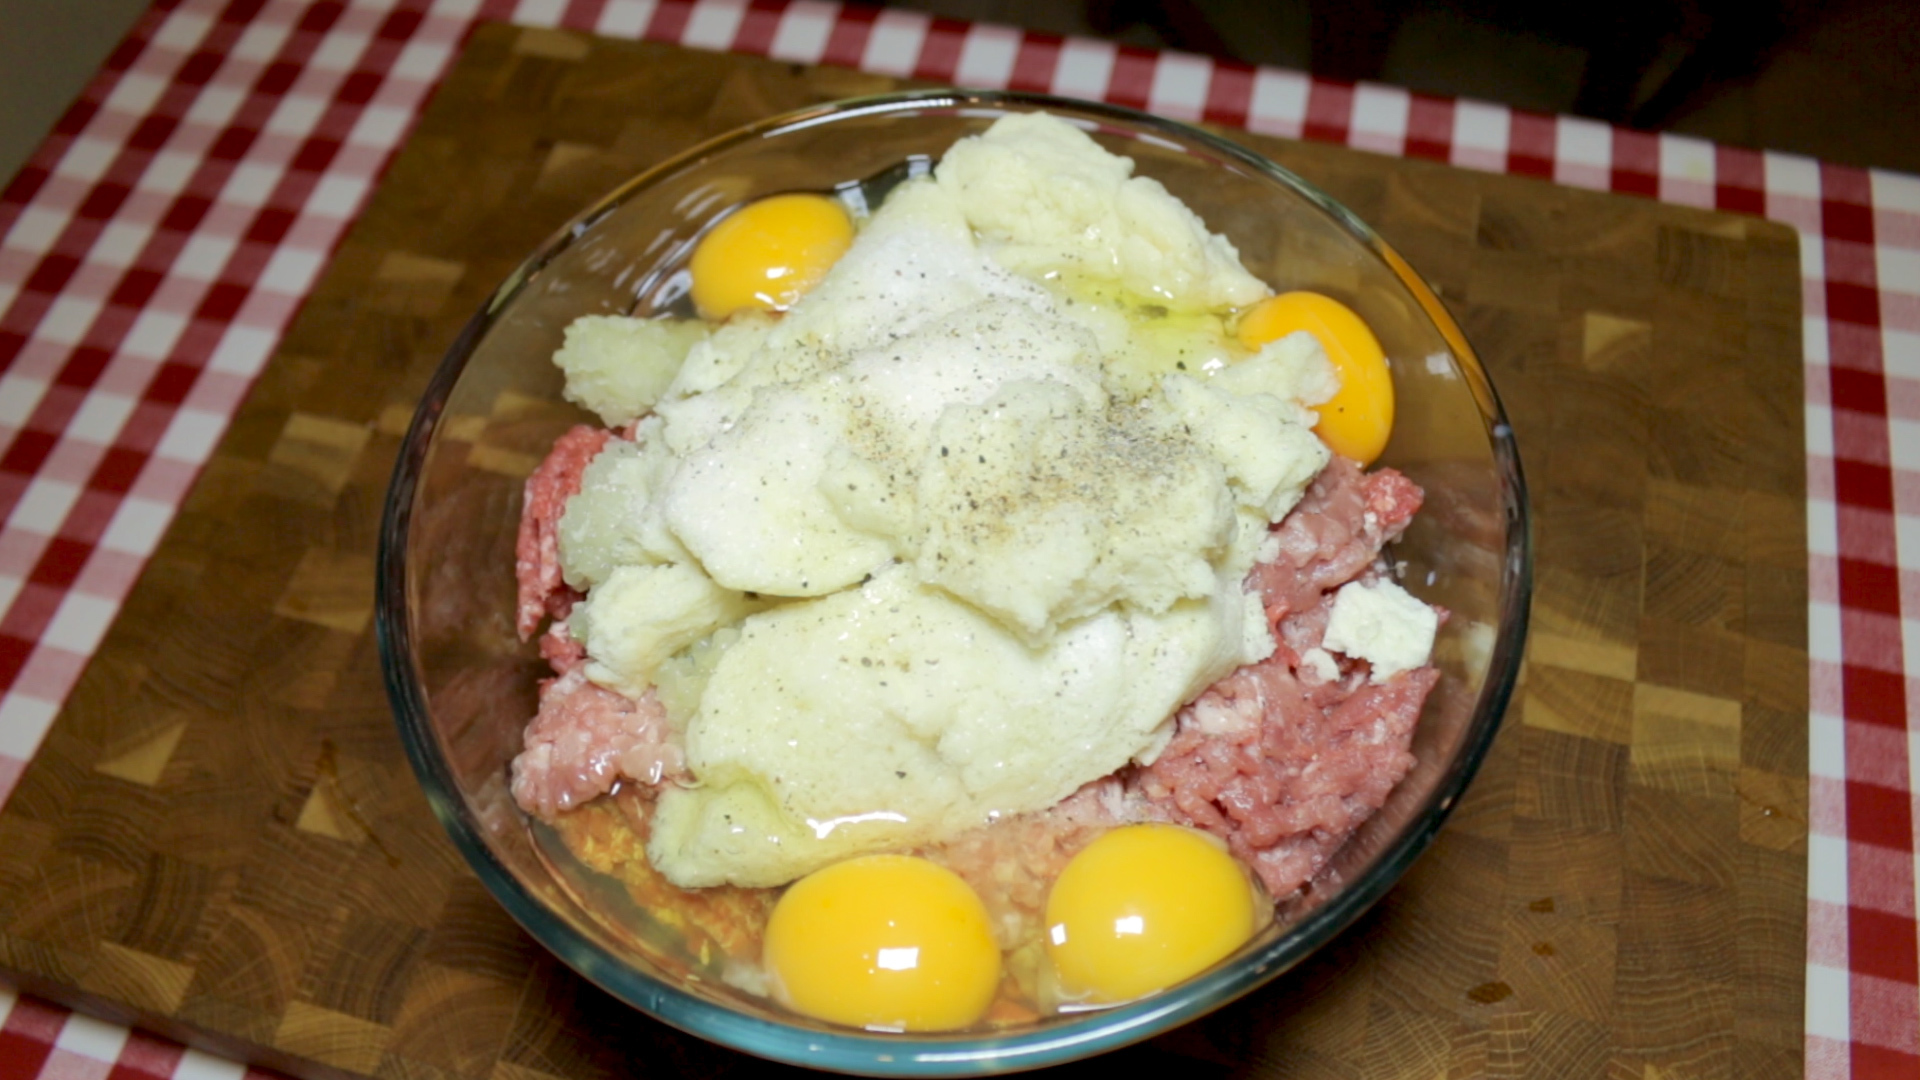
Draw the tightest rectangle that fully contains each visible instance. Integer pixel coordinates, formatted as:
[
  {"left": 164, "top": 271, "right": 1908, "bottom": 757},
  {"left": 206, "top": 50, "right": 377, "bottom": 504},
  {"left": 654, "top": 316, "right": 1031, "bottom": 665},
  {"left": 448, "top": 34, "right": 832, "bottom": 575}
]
[{"left": 0, "top": 23, "right": 1807, "bottom": 1080}]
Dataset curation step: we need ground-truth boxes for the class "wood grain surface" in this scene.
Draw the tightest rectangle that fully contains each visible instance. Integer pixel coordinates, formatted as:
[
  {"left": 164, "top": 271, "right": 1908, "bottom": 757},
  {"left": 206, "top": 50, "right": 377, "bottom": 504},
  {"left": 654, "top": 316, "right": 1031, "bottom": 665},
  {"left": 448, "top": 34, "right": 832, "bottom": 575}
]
[{"left": 0, "top": 24, "right": 1807, "bottom": 1080}]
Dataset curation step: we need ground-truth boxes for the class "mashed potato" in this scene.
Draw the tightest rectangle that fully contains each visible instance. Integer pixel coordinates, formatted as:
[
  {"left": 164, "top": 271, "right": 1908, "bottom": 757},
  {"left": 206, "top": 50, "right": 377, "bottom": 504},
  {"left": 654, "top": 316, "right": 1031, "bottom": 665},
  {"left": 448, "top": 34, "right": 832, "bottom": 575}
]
[{"left": 550, "top": 114, "right": 1344, "bottom": 888}]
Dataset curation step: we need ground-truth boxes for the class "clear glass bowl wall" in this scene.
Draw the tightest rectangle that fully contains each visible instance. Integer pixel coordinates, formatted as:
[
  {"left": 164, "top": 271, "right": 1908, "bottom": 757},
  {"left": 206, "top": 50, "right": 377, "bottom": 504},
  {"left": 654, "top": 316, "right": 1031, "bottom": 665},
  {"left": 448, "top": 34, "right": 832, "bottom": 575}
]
[{"left": 377, "top": 90, "right": 1530, "bottom": 1075}]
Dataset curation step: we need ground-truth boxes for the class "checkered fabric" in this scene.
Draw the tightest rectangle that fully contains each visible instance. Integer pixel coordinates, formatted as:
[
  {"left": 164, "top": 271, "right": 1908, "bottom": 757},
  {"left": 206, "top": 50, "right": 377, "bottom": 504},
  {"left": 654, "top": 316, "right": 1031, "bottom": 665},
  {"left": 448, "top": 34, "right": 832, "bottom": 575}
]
[{"left": 0, "top": 1, "right": 1913, "bottom": 1077}]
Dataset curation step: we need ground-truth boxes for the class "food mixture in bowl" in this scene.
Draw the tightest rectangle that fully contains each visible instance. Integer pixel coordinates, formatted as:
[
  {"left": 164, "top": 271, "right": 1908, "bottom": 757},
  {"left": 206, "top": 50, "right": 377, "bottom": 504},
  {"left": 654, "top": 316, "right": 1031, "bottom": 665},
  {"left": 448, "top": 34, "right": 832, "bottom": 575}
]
[{"left": 506, "top": 113, "right": 1442, "bottom": 1032}]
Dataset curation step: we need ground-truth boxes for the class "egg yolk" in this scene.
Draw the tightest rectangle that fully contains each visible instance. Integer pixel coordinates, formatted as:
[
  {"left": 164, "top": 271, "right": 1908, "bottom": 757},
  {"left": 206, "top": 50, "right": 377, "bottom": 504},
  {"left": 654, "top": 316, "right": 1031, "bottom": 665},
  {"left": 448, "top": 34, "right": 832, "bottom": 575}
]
[
  {"left": 762, "top": 854, "right": 1001, "bottom": 1032},
  {"left": 689, "top": 192, "right": 854, "bottom": 321},
  {"left": 1045, "top": 824, "right": 1256, "bottom": 1004},
  {"left": 1237, "top": 290, "right": 1394, "bottom": 466}
]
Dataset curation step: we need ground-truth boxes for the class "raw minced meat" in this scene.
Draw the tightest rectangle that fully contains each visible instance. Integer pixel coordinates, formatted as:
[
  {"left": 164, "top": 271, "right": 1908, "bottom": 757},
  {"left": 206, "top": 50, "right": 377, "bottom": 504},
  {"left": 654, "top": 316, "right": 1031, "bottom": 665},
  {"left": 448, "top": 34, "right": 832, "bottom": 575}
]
[
  {"left": 1129, "top": 457, "right": 1430, "bottom": 897},
  {"left": 1130, "top": 660, "right": 1434, "bottom": 898},
  {"left": 1246, "top": 455, "right": 1423, "bottom": 622},
  {"left": 514, "top": 424, "right": 609, "bottom": 638},
  {"left": 510, "top": 666, "right": 686, "bottom": 819},
  {"left": 925, "top": 779, "right": 1148, "bottom": 947}
]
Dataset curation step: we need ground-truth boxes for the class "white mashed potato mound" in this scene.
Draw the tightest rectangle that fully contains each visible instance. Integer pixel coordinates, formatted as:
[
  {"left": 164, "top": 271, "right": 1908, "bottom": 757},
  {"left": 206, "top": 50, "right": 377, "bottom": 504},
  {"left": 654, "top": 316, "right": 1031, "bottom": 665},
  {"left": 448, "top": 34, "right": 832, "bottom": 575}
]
[
  {"left": 649, "top": 564, "right": 1247, "bottom": 887},
  {"left": 555, "top": 417, "right": 689, "bottom": 587},
  {"left": 934, "top": 112, "right": 1268, "bottom": 312},
  {"left": 554, "top": 315, "right": 708, "bottom": 427},
  {"left": 551, "top": 113, "right": 1340, "bottom": 888}
]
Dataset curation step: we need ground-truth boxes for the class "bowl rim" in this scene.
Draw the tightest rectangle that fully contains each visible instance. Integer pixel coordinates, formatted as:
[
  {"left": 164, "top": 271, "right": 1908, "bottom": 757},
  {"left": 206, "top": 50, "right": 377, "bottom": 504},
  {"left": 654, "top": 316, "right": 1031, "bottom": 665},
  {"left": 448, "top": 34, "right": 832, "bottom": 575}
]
[{"left": 376, "top": 87, "right": 1532, "bottom": 1076}]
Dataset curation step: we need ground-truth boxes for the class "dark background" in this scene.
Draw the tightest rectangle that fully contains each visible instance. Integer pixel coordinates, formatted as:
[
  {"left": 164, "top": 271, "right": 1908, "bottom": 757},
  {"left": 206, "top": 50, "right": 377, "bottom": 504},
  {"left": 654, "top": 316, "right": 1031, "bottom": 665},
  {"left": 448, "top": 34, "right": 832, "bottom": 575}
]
[{"left": 3, "top": 1, "right": 1918, "bottom": 193}]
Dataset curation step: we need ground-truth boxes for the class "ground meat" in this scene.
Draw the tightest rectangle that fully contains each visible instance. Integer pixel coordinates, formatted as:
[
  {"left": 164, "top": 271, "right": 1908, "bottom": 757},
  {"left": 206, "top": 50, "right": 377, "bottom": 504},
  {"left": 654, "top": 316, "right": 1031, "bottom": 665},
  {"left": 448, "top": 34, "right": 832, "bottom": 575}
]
[
  {"left": 514, "top": 424, "right": 610, "bottom": 639},
  {"left": 539, "top": 619, "right": 589, "bottom": 674},
  {"left": 510, "top": 668, "right": 686, "bottom": 819},
  {"left": 1131, "top": 661, "right": 1433, "bottom": 899},
  {"left": 1130, "top": 459, "right": 1436, "bottom": 899},
  {"left": 927, "top": 779, "right": 1153, "bottom": 948},
  {"left": 1247, "top": 456, "right": 1423, "bottom": 623}
]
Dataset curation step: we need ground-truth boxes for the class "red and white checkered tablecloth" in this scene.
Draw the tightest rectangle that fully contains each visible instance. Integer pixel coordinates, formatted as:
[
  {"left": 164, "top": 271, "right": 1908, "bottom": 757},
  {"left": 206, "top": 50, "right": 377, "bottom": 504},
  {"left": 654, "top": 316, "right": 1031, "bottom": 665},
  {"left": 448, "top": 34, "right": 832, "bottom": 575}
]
[{"left": 0, "top": 1, "right": 1912, "bottom": 1077}]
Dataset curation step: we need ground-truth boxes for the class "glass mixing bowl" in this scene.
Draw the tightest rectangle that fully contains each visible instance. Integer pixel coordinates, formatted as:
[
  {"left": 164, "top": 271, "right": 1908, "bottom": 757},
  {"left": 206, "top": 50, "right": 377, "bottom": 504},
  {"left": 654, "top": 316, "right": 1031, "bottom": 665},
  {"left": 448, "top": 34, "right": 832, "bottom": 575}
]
[{"left": 376, "top": 89, "right": 1530, "bottom": 1075}]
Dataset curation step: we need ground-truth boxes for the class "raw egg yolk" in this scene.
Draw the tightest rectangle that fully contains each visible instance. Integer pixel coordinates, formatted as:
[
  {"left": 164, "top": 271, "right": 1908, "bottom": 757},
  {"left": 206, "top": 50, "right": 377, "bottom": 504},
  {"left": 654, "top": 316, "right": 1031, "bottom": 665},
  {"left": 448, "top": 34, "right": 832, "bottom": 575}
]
[
  {"left": 762, "top": 854, "right": 1001, "bottom": 1032},
  {"left": 689, "top": 192, "right": 854, "bottom": 320},
  {"left": 1045, "top": 824, "right": 1255, "bottom": 1004},
  {"left": 1237, "top": 290, "right": 1394, "bottom": 466}
]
